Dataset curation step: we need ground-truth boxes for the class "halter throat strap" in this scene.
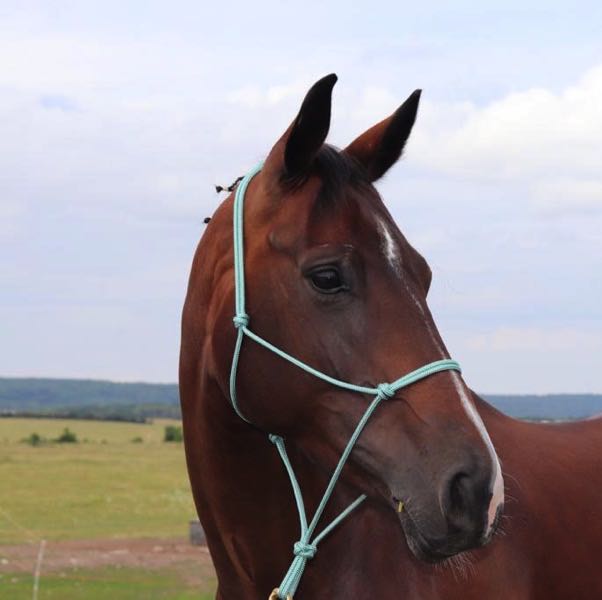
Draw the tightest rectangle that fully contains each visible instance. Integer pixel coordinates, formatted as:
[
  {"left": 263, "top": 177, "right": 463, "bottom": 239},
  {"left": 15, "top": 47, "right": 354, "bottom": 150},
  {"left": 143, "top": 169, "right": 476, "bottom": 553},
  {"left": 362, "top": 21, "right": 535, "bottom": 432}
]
[{"left": 228, "top": 162, "right": 461, "bottom": 599}]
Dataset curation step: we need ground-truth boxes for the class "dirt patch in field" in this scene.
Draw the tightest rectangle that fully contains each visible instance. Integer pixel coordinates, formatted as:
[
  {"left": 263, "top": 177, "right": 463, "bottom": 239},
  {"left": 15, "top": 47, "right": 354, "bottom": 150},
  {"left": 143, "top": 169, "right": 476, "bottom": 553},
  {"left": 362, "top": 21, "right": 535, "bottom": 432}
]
[{"left": 0, "top": 537, "right": 215, "bottom": 584}]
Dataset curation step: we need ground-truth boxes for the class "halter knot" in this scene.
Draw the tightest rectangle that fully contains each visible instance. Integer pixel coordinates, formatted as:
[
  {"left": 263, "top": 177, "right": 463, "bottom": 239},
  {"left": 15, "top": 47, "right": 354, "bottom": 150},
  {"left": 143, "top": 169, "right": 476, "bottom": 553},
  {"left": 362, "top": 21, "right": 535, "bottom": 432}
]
[
  {"left": 376, "top": 382, "right": 395, "bottom": 399},
  {"left": 293, "top": 541, "right": 317, "bottom": 559},
  {"left": 268, "top": 434, "right": 283, "bottom": 445},
  {"left": 233, "top": 313, "right": 250, "bottom": 329}
]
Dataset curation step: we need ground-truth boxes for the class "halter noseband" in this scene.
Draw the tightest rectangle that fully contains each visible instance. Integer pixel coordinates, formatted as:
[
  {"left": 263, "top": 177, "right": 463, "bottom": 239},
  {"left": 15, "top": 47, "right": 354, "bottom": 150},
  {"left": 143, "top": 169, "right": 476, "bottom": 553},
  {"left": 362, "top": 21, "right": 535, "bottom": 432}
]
[{"left": 229, "top": 162, "right": 461, "bottom": 599}]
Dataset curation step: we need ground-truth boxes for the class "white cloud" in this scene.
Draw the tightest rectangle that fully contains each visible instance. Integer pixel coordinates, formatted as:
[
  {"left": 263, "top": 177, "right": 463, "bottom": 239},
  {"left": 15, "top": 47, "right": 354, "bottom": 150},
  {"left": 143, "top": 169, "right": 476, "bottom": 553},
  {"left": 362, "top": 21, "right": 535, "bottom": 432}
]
[
  {"left": 223, "top": 65, "right": 602, "bottom": 221},
  {"left": 227, "top": 81, "right": 314, "bottom": 109},
  {"left": 347, "top": 86, "right": 398, "bottom": 127},
  {"left": 415, "top": 65, "right": 602, "bottom": 175},
  {"left": 0, "top": 6, "right": 600, "bottom": 388},
  {"left": 410, "top": 65, "right": 602, "bottom": 215},
  {"left": 531, "top": 179, "right": 602, "bottom": 215}
]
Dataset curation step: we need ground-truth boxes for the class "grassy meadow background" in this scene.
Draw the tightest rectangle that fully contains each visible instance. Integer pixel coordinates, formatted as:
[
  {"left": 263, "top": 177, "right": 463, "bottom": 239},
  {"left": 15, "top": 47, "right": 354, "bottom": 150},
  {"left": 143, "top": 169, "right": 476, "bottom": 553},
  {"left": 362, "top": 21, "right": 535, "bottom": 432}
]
[
  {"left": 0, "top": 417, "right": 216, "bottom": 599},
  {"left": 2, "top": 379, "right": 602, "bottom": 599}
]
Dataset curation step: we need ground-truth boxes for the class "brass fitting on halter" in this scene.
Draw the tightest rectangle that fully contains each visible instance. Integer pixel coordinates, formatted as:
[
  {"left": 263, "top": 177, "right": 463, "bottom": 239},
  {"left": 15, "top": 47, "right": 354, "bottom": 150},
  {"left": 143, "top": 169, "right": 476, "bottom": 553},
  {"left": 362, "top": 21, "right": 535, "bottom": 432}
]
[{"left": 269, "top": 588, "right": 293, "bottom": 600}]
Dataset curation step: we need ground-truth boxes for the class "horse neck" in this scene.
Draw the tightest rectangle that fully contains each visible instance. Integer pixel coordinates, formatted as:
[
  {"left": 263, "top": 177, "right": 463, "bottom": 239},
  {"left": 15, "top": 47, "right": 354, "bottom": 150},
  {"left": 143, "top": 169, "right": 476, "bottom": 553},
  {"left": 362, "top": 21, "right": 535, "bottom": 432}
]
[
  {"left": 187, "top": 375, "right": 370, "bottom": 595},
  {"left": 194, "top": 387, "right": 441, "bottom": 598}
]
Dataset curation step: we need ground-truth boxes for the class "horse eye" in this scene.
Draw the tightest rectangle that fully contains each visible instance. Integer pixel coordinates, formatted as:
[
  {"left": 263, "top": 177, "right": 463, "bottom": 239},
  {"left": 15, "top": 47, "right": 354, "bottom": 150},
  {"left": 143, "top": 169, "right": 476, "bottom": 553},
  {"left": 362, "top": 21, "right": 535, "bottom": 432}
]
[{"left": 309, "top": 268, "right": 344, "bottom": 293}]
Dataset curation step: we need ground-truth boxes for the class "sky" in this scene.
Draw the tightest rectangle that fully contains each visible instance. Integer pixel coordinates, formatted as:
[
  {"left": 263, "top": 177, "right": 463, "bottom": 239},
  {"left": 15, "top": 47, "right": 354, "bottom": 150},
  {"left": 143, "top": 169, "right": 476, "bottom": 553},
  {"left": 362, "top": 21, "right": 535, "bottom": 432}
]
[{"left": 1, "top": 1, "right": 601, "bottom": 393}]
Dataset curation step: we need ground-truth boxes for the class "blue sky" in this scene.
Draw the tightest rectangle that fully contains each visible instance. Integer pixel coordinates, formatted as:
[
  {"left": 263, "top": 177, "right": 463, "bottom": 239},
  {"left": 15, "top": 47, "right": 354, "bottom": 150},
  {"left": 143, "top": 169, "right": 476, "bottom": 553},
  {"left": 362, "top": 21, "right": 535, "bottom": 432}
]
[{"left": 1, "top": 1, "right": 601, "bottom": 392}]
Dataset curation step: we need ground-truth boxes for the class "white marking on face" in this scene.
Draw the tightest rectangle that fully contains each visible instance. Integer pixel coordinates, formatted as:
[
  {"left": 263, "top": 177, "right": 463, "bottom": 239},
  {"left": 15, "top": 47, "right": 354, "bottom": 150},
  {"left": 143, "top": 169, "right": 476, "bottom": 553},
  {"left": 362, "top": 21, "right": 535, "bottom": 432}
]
[
  {"left": 407, "top": 286, "right": 504, "bottom": 533},
  {"left": 376, "top": 218, "right": 402, "bottom": 277},
  {"left": 451, "top": 372, "right": 504, "bottom": 533},
  {"left": 377, "top": 219, "right": 504, "bottom": 529},
  {"left": 407, "top": 283, "right": 426, "bottom": 317}
]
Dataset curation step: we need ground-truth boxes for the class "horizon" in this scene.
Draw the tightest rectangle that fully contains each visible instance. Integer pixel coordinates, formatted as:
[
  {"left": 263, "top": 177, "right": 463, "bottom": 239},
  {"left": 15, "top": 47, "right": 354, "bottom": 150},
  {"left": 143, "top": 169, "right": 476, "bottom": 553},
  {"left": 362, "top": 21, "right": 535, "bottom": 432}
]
[{"left": 2, "top": 374, "right": 602, "bottom": 398}]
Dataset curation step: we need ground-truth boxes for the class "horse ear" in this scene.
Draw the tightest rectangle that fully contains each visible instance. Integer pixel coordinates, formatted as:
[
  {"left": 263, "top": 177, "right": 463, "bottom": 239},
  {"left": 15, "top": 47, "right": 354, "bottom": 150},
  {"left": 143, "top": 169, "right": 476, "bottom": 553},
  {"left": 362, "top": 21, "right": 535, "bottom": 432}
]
[
  {"left": 264, "top": 73, "right": 337, "bottom": 179},
  {"left": 345, "top": 89, "right": 421, "bottom": 182}
]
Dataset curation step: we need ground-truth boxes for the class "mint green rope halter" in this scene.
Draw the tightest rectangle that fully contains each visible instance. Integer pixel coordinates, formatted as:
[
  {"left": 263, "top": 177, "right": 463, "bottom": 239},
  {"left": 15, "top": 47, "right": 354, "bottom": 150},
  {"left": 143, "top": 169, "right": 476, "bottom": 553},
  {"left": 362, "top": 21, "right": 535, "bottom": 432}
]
[{"left": 229, "top": 162, "right": 461, "bottom": 599}]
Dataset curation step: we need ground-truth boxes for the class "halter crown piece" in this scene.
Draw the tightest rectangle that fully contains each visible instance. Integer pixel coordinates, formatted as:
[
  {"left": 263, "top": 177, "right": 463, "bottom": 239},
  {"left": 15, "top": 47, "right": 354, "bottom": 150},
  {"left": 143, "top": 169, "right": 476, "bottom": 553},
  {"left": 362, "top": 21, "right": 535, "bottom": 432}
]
[{"left": 229, "top": 162, "right": 462, "bottom": 599}]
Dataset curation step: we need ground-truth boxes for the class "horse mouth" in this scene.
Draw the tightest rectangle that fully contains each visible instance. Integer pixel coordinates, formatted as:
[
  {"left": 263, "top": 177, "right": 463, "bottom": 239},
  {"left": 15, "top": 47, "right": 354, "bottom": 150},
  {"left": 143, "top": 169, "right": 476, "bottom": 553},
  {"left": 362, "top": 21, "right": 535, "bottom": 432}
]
[
  {"left": 396, "top": 507, "right": 454, "bottom": 563},
  {"left": 392, "top": 496, "right": 500, "bottom": 563}
]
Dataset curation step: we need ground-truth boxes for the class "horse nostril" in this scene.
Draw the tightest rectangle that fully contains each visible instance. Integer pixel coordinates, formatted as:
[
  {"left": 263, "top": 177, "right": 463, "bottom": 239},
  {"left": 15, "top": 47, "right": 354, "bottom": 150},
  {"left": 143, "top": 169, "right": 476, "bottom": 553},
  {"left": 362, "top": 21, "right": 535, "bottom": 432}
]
[
  {"left": 442, "top": 465, "right": 491, "bottom": 538},
  {"left": 448, "top": 472, "right": 471, "bottom": 520}
]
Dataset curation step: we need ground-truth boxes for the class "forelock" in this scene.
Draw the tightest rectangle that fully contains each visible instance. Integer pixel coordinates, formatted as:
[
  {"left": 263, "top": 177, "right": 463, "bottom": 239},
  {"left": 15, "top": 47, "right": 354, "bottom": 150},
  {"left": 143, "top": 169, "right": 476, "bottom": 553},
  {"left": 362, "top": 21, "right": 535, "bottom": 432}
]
[{"left": 280, "top": 144, "right": 370, "bottom": 210}]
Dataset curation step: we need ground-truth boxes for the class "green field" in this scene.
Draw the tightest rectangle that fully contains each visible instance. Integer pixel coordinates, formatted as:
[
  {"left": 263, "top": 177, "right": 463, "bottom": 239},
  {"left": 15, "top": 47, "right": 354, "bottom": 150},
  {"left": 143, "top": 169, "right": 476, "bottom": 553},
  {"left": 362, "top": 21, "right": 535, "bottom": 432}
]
[
  {"left": 0, "top": 566, "right": 213, "bottom": 600},
  {"left": 0, "top": 417, "right": 216, "bottom": 599},
  {"left": 0, "top": 418, "right": 196, "bottom": 543}
]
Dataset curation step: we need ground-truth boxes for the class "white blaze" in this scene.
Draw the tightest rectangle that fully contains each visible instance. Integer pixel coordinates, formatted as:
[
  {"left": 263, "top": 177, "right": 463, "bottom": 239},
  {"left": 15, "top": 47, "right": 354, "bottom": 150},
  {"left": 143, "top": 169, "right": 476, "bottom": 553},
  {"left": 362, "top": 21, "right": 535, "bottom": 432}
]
[
  {"left": 451, "top": 372, "right": 504, "bottom": 532},
  {"left": 377, "top": 218, "right": 402, "bottom": 277},
  {"left": 417, "top": 295, "right": 505, "bottom": 533},
  {"left": 378, "top": 218, "right": 504, "bottom": 532}
]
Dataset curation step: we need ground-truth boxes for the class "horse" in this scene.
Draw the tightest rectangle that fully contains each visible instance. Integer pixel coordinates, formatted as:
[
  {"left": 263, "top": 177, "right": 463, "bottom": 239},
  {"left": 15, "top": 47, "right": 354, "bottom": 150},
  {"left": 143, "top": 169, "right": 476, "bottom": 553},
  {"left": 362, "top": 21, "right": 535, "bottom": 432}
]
[{"left": 179, "top": 74, "right": 602, "bottom": 599}]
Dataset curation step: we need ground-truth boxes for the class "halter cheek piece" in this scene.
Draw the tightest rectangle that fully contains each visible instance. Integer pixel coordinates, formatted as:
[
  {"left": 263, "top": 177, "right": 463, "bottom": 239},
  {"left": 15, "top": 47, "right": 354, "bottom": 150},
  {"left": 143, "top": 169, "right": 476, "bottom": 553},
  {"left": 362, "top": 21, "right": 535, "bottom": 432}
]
[{"left": 229, "top": 162, "right": 461, "bottom": 599}]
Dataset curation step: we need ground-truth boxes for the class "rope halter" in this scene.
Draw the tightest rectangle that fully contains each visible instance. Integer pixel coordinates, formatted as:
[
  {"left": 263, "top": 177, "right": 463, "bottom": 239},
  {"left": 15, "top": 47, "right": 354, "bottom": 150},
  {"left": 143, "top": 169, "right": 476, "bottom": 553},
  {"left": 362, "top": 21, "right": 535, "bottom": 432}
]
[{"left": 228, "top": 162, "right": 461, "bottom": 599}]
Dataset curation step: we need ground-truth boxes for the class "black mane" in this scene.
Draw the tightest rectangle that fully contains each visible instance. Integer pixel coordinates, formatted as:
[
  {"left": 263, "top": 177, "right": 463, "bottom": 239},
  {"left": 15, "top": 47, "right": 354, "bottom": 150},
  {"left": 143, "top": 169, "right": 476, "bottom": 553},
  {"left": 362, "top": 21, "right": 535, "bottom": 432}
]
[{"left": 281, "top": 144, "right": 370, "bottom": 207}]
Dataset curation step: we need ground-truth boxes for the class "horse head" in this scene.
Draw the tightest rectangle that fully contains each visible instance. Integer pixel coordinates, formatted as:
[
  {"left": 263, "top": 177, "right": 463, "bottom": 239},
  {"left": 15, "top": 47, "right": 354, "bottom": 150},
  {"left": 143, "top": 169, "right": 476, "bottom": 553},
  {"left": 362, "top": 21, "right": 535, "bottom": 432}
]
[{"left": 193, "top": 74, "right": 504, "bottom": 567}]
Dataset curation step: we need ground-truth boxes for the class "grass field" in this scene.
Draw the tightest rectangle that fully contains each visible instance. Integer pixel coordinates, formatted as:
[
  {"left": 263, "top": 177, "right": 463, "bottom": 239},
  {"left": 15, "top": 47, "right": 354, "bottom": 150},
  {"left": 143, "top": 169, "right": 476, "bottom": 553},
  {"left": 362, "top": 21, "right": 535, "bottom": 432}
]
[
  {"left": 0, "top": 417, "right": 216, "bottom": 599},
  {"left": 0, "top": 565, "right": 214, "bottom": 600},
  {"left": 0, "top": 418, "right": 195, "bottom": 543}
]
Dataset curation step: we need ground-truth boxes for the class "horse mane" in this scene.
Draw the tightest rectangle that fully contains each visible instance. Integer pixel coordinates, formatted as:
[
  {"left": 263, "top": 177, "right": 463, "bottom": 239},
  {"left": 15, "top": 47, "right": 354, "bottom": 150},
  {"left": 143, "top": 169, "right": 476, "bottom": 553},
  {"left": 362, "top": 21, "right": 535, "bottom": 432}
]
[{"left": 280, "top": 144, "right": 370, "bottom": 208}]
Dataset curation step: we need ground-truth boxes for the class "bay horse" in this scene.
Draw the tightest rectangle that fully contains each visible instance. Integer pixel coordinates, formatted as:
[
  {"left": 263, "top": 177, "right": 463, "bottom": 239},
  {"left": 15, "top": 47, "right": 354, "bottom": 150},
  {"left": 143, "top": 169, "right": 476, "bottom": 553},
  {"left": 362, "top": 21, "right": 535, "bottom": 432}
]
[{"left": 180, "top": 74, "right": 602, "bottom": 599}]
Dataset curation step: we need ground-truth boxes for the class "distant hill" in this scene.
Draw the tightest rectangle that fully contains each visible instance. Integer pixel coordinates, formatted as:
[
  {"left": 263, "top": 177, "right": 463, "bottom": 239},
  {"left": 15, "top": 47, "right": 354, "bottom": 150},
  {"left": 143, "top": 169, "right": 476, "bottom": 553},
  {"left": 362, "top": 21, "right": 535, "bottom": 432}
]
[
  {"left": 0, "top": 378, "right": 178, "bottom": 411},
  {"left": 483, "top": 394, "right": 602, "bottom": 421},
  {"left": 1, "top": 377, "right": 601, "bottom": 421},
  {"left": 0, "top": 378, "right": 180, "bottom": 420}
]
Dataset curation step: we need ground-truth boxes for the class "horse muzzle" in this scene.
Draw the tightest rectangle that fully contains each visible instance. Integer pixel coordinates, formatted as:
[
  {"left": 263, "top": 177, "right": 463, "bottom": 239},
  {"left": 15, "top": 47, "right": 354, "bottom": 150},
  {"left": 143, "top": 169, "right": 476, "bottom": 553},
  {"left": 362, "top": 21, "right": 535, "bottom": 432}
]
[{"left": 393, "top": 460, "right": 504, "bottom": 562}]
